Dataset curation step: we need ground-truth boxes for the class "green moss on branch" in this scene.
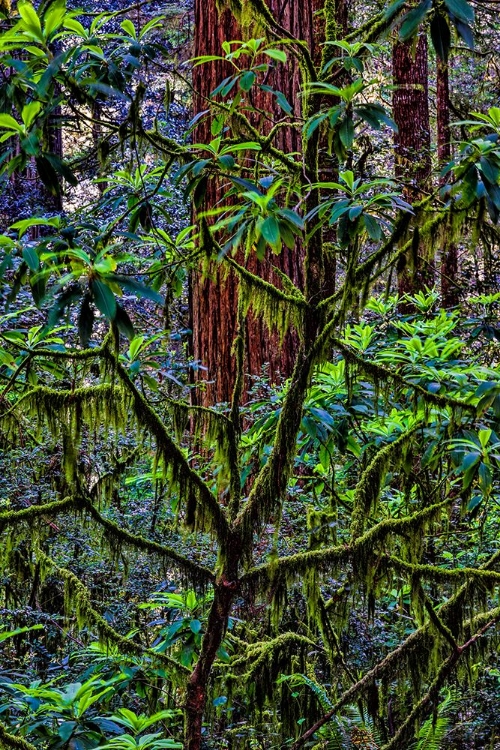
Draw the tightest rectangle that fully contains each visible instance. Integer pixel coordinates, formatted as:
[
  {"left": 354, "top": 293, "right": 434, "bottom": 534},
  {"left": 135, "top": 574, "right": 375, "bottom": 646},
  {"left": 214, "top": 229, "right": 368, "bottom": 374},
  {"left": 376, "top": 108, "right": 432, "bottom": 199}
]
[
  {"left": 80, "top": 495, "right": 216, "bottom": 584},
  {"left": 0, "top": 722, "right": 37, "bottom": 750}
]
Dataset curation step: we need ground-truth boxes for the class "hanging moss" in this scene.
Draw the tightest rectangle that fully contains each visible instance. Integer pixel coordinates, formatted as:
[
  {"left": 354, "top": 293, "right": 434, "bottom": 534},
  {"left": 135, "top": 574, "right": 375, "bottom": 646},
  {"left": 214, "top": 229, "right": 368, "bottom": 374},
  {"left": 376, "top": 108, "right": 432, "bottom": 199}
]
[
  {"left": 80, "top": 494, "right": 215, "bottom": 585},
  {"left": 0, "top": 722, "right": 37, "bottom": 750},
  {"left": 37, "top": 550, "right": 190, "bottom": 678},
  {"left": 0, "top": 496, "right": 74, "bottom": 534},
  {"left": 104, "top": 348, "right": 230, "bottom": 544},
  {"left": 224, "top": 632, "right": 315, "bottom": 717},
  {"left": 331, "top": 337, "right": 476, "bottom": 415},
  {"left": 350, "top": 424, "right": 420, "bottom": 541}
]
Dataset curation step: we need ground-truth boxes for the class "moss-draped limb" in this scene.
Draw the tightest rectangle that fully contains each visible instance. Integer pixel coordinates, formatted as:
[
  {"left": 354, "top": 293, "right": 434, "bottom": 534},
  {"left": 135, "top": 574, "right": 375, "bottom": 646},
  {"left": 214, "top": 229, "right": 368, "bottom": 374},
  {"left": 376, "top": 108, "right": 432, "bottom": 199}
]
[
  {"left": 0, "top": 722, "right": 37, "bottom": 750},
  {"left": 37, "top": 551, "right": 190, "bottom": 677},
  {"left": 289, "top": 549, "right": 500, "bottom": 749},
  {"left": 331, "top": 337, "right": 476, "bottom": 414},
  {"left": 380, "top": 614, "right": 500, "bottom": 750},
  {"left": 241, "top": 498, "right": 450, "bottom": 591},
  {"left": 223, "top": 632, "right": 316, "bottom": 680},
  {"left": 143, "top": 128, "right": 190, "bottom": 160},
  {"left": 315, "top": 198, "right": 440, "bottom": 320},
  {"left": 225, "top": 258, "right": 309, "bottom": 314},
  {"left": 291, "top": 605, "right": 500, "bottom": 750},
  {"left": 163, "top": 396, "right": 239, "bottom": 500},
  {"left": 206, "top": 104, "right": 303, "bottom": 171},
  {"left": 106, "top": 350, "right": 230, "bottom": 544},
  {"left": 423, "top": 594, "right": 459, "bottom": 653},
  {"left": 79, "top": 494, "right": 215, "bottom": 584},
  {"left": 0, "top": 383, "right": 121, "bottom": 425},
  {"left": 0, "top": 496, "right": 74, "bottom": 532},
  {"left": 384, "top": 554, "right": 500, "bottom": 587},
  {"left": 235, "top": 346, "right": 313, "bottom": 556},
  {"left": 204, "top": 229, "right": 307, "bottom": 342},
  {"left": 15, "top": 338, "right": 109, "bottom": 361},
  {"left": 350, "top": 423, "right": 421, "bottom": 541},
  {"left": 344, "top": 10, "right": 386, "bottom": 43}
]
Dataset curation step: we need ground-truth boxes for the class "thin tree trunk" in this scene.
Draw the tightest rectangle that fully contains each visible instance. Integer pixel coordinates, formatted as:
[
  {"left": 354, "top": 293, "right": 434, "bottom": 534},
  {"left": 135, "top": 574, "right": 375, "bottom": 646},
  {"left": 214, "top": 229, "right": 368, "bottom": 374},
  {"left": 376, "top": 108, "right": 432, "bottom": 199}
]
[
  {"left": 437, "top": 58, "right": 459, "bottom": 307},
  {"left": 392, "top": 33, "right": 432, "bottom": 297}
]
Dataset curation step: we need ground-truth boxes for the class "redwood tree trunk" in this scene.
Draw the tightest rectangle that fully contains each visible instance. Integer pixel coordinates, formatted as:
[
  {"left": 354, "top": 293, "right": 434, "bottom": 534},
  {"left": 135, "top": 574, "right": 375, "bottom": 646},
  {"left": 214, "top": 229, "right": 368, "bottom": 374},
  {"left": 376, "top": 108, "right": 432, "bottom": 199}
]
[
  {"left": 392, "top": 33, "right": 433, "bottom": 297},
  {"left": 191, "top": 0, "right": 322, "bottom": 406},
  {"left": 437, "top": 58, "right": 459, "bottom": 307}
]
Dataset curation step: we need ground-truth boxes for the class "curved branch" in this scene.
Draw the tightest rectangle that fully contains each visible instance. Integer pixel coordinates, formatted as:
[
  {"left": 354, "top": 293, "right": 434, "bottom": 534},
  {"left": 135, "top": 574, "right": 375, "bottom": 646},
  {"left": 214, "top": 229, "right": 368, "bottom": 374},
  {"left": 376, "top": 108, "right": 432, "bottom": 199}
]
[
  {"left": 80, "top": 495, "right": 216, "bottom": 584},
  {"left": 105, "top": 351, "right": 230, "bottom": 543},
  {"left": 350, "top": 423, "right": 421, "bottom": 540},
  {"left": 241, "top": 498, "right": 450, "bottom": 590},
  {"left": 380, "top": 615, "right": 500, "bottom": 750},
  {"left": 225, "top": 256, "right": 308, "bottom": 309},
  {"left": 37, "top": 551, "right": 190, "bottom": 676},
  {"left": 0, "top": 496, "right": 74, "bottom": 532},
  {"left": 385, "top": 554, "right": 500, "bottom": 586},
  {"left": 289, "top": 548, "right": 500, "bottom": 749},
  {"left": 331, "top": 337, "right": 476, "bottom": 414},
  {"left": 0, "top": 722, "right": 37, "bottom": 750}
]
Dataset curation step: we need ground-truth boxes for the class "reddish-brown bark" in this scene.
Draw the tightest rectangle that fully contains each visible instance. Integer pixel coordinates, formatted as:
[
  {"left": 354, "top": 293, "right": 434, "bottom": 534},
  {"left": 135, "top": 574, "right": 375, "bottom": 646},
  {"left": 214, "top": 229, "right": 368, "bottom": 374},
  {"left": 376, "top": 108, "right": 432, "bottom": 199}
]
[
  {"left": 190, "top": 0, "right": 322, "bottom": 407},
  {"left": 392, "top": 33, "right": 433, "bottom": 296},
  {"left": 437, "top": 58, "right": 459, "bottom": 307}
]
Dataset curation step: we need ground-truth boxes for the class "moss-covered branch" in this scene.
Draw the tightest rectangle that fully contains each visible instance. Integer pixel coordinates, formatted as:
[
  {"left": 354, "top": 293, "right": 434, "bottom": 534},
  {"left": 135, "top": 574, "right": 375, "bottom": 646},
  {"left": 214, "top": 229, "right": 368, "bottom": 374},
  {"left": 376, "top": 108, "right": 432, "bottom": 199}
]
[
  {"left": 223, "top": 632, "right": 317, "bottom": 680},
  {"left": 385, "top": 554, "right": 500, "bottom": 587},
  {"left": 331, "top": 337, "right": 476, "bottom": 414},
  {"left": 289, "top": 548, "right": 500, "bottom": 749},
  {"left": 80, "top": 494, "right": 215, "bottom": 584},
  {"left": 0, "top": 722, "right": 37, "bottom": 750},
  {"left": 241, "top": 498, "right": 450, "bottom": 590},
  {"left": 106, "top": 351, "right": 230, "bottom": 543},
  {"left": 235, "top": 346, "right": 313, "bottom": 557},
  {"left": 380, "top": 614, "right": 500, "bottom": 750},
  {"left": 0, "top": 496, "right": 74, "bottom": 533},
  {"left": 350, "top": 424, "right": 421, "bottom": 540},
  {"left": 225, "top": 256, "right": 307, "bottom": 310},
  {"left": 37, "top": 551, "right": 190, "bottom": 676}
]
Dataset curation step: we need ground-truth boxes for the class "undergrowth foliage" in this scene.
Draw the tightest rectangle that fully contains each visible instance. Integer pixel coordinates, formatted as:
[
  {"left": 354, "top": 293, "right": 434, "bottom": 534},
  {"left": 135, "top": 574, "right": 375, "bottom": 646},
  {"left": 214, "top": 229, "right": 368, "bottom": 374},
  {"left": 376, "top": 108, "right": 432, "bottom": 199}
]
[{"left": 0, "top": 0, "right": 500, "bottom": 749}]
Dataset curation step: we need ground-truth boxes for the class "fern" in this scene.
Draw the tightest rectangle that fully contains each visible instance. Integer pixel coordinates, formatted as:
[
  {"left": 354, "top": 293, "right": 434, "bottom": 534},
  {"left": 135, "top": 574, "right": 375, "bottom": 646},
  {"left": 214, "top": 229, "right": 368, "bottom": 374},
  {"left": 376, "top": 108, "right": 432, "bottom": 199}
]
[{"left": 411, "top": 690, "right": 458, "bottom": 750}]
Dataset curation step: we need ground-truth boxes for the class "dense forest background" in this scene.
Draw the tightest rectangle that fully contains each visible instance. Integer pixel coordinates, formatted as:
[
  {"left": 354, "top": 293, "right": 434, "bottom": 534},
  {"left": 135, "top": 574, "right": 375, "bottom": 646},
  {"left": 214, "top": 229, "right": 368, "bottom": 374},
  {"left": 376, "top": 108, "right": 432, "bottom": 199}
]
[{"left": 0, "top": 0, "right": 500, "bottom": 748}]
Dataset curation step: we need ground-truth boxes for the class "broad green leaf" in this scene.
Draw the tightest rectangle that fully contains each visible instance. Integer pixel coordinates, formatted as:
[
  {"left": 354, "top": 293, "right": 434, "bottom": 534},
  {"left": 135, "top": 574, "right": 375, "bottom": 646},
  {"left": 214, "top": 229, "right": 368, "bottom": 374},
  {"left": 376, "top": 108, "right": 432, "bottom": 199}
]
[
  {"left": 239, "top": 70, "right": 256, "bottom": 91},
  {"left": 0, "top": 113, "right": 23, "bottom": 132},
  {"left": 260, "top": 216, "right": 280, "bottom": 247},
  {"left": 91, "top": 279, "right": 117, "bottom": 320},
  {"left": 22, "top": 245, "right": 39, "bottom": 271},
  {"left": 443, "top": 0, "right": 474, "bottom": 23},
  {"left": 265, "top": 48, "right": 287, "bottom": 63},
  {"left": 399, "top": 0, "right": 432, "bottom": 40},
  {"left": 21, "top": 101, "right": 41, "bottom": 128},
  {"left": 10, "top": 216, "right": 60, "bottom": 238},
  {"left": 17, "top": 0, "right": 43, "bottom": 38},
  {"left": 121, "top": 19, "right": 136, "bottom": 38},
  {"left": 430, "top": 13, "right": 451, "bottom": 61}
]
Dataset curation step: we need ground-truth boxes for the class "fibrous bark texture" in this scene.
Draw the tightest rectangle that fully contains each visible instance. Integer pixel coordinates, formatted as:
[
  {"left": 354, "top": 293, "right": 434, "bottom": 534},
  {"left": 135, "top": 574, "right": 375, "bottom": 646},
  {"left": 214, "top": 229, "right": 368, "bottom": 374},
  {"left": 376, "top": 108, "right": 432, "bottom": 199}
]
[
  {"left": 190, "top": 0, "right": 322, "bottom": 406},
  {"left": 392, "top": 33, "right": 433, "bottom": 296},
  {"left": 437, "top": 58, "right": 459, "bottom": 307}
]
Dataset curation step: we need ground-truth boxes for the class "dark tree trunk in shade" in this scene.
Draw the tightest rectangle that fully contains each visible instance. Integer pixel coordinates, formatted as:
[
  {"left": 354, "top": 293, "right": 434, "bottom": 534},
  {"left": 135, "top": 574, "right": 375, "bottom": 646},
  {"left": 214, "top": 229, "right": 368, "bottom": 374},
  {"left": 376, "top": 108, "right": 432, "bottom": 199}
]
[
  {"left": 437, "top": 59, "right": 459, "bottom": 307},
  {"left": 392, "top": 33, "right": 433, "bottom": 297},
  {"left": 190, "top": 0, "right": 323, "bottom": 407}
]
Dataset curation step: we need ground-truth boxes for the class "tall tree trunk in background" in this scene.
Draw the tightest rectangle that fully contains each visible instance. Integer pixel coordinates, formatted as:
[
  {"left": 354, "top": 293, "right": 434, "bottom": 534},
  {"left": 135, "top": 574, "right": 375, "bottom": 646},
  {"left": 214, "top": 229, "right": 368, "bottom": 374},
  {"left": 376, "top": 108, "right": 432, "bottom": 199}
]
[
  {"left": 191, "top": 0, "right": 323, "bottom": 407},
  {"left": 392, "top": 33, "right": 432, "bottom": 297},
  {"left": 437, "top": 58, "right": 459, "bottom": 307}
]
